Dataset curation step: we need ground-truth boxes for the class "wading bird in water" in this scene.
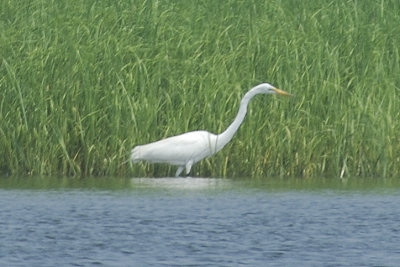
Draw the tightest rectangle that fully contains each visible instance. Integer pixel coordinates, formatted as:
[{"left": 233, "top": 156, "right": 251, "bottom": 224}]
[{"left": 131, "top": 83, "right": 291, "bottom": 177}]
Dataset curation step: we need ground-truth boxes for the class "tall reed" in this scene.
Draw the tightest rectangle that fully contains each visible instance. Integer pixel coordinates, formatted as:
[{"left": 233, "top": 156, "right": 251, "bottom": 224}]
[{"left": 1, "top": 0, "right": 399, "bottom": 178}]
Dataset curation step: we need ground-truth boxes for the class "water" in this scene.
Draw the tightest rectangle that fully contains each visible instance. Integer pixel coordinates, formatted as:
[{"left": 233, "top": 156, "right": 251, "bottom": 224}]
[{"left": 1, "top": 177, "right": 400, "bottom": 266}]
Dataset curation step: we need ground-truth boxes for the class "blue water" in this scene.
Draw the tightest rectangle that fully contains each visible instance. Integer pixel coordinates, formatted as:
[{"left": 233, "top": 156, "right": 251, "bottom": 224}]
[{"left": 1, "top": 177, "right": 400, "bottom": 266}]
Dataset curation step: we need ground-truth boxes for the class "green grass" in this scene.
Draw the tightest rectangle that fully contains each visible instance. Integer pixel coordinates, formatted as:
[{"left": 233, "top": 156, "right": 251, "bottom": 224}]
[{"left": 1, "top": 0, "right": 400, "bottom": 178}]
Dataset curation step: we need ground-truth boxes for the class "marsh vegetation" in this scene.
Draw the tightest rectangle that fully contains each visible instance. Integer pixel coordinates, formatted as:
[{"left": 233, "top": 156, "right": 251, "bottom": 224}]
[{"left": 1, "top": 0, "right": 399, "bottom": 177}]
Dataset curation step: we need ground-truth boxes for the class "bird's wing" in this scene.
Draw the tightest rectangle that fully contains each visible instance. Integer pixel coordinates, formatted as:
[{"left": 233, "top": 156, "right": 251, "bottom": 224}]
[{"left": 135, "top": 131, "right": 216, "bottom": 165}]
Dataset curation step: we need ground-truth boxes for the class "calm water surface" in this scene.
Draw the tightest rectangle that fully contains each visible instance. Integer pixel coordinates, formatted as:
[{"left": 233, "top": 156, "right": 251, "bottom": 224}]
[{"left": 1, "top": 177, "right": 400, "bottom": 266}]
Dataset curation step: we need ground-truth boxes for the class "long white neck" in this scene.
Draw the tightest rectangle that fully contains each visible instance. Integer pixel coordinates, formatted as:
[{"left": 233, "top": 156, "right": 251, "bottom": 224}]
[{"left": 215, "top": 88, "right": 264, "bottom": 151}]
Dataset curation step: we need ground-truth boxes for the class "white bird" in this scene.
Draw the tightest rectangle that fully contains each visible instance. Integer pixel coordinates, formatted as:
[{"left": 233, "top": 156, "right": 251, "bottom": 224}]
[{"left": 131, "top": 83, "right": 290, "bottom": 177}]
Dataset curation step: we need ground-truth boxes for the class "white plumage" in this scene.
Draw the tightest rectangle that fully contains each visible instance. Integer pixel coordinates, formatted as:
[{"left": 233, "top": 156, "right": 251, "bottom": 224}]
[{"left": 130, "top": 83, "right": 290, "bottom": 176}]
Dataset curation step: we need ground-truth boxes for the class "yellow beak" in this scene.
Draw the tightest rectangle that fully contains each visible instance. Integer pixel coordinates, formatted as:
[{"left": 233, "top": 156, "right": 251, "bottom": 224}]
[{"left": 272, "top": 88, "right": 292, "bottom": 96}]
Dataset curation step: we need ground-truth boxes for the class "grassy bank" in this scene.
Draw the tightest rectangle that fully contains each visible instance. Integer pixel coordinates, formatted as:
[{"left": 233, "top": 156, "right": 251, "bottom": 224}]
[{"left": 1, "top": 0, "right": 399, "bottom": 178}]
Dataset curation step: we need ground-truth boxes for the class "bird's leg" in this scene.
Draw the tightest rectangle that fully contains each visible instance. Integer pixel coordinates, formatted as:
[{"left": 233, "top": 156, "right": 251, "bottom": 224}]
[
  {"left": 175, "top": 166, "right": 184, "bottom": 177},
  {"left": 185, "top": 160, "right": 193, "bottom": 175}
]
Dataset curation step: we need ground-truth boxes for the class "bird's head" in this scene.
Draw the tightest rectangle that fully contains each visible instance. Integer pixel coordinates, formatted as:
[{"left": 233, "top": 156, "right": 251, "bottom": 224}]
[{"left": 255, "top": 83, "right": 291, "bottom": 96}]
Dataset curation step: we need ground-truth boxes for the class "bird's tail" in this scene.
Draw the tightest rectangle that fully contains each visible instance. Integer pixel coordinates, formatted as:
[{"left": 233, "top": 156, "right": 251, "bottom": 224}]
[{"left": 130, "top": 146, "right": 140, "bottom": 163}]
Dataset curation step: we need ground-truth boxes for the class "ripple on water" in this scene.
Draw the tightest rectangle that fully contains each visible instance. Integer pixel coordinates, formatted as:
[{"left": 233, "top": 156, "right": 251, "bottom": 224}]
[{"left": 130, "top": 177, "right": 232, "bottom": 190}]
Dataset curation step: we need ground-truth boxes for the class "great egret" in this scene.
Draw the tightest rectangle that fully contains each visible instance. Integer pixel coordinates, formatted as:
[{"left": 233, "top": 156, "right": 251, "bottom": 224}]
[{"left": 131, "top": 83, "right": 290, "bottom": 176}]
